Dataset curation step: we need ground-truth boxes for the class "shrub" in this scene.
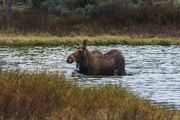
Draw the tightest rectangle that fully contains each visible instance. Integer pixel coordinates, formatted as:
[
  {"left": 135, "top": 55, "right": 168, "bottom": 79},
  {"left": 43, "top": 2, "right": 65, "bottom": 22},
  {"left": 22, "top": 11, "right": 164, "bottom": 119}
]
[
  {"left": 91, "top": 2, "right": 180, "bottom": 26},
  {"left": 41, "top": 0, "right": 68, "bottom": 15},
  {"left": 41, "top": 0, "right": 101, "bottom": 15}
]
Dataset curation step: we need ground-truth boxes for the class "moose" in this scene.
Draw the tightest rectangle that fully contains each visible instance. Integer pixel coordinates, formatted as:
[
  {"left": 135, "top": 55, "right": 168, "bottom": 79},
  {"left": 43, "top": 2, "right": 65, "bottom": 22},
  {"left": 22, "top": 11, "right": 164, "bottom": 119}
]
[{"left": 67, "top": 40, "right": 126, "bottom": 76}]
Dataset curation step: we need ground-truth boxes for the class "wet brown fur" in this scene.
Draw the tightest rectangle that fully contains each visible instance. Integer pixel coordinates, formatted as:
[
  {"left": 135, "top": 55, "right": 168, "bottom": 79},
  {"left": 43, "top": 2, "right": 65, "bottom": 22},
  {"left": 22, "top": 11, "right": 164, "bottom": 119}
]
[{"left": 67, "top": 41, "right": 126, "bottom": 75}]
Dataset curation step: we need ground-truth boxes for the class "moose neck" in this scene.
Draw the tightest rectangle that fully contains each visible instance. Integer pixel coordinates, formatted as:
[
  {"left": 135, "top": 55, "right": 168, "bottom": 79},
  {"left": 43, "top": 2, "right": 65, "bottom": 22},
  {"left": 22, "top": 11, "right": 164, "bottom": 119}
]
[{"left": 79, "top": 50, "right": 90, "bottom": 74}]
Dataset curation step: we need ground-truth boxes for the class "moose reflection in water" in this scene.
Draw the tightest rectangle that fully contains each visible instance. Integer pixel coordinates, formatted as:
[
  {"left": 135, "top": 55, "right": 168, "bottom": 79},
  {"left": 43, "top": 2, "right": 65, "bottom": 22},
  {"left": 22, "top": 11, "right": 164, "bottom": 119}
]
[{"left": 67, "top": 40, "right": 126, "bottom": 75}]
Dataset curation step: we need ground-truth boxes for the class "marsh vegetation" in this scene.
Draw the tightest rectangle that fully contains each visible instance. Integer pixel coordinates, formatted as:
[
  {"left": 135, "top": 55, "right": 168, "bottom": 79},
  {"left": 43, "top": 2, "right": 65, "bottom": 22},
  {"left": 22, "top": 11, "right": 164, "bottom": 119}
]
[
  {"left": 0, "top": 71, "right": 176, "bottom": 120},
  {"left": 0, "top": 34, "right": 180, "bottom": 46},
  {"left": 0, "top": 0, "right": 180, "bottom": 119}
]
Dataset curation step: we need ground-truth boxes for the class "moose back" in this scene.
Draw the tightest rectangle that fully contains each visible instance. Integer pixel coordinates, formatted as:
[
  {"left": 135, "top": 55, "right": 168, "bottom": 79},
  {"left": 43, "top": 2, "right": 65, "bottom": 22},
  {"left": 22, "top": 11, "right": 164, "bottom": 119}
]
[{"left": 67, "top": 40, "right": 126, "bottom": 76}]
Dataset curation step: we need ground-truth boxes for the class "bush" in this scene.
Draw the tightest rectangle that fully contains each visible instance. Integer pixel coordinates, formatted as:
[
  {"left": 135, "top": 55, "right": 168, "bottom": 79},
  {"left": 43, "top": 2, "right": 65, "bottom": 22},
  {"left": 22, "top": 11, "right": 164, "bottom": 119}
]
[
  {"left": 41, "top": 0, "right": 101, "bottom": 15},
  {"left": 41, "top": 0, "right": 68, "bottom": 15},
  {"left": 91, "top": 3, "right": 136, "bottom": 26},
  {"left": 31, "top": 0, "right": 44, "bottom": 9},
  {"left": 75, "top": 4, "right": 95, "bottom": 15},
  {"left": 91, "top": 2, "right": 180, "bottom": 26}
]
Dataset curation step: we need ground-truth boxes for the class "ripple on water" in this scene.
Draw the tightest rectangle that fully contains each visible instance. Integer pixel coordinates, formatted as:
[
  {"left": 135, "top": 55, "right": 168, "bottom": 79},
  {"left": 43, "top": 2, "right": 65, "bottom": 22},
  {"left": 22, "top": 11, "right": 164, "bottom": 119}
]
[{"left": 0, "top": 45, "right": 180, "bottom": 109}]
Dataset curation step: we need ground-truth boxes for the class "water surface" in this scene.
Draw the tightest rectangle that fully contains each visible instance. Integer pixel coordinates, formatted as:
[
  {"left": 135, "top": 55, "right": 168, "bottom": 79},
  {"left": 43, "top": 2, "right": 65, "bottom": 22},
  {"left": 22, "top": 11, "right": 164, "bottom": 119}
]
[{"left": 0, "top": 45, "right": 180, "bottom": 109}]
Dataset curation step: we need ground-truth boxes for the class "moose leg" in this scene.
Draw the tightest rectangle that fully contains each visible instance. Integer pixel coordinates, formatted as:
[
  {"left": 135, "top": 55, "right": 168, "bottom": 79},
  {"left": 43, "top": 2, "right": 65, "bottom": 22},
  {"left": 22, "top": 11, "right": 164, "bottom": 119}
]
[
  {"left": 76, "top": 63, "right": 79, "bottom": 69},
  {"left": 113, "top": 66, "right": 118, "bottom": 76},
  {"left": 115, "top": 58, "right": 126, "bottom": 75},
  {"left": 117, "top": 63, "right": 126, "bottom": 75}
]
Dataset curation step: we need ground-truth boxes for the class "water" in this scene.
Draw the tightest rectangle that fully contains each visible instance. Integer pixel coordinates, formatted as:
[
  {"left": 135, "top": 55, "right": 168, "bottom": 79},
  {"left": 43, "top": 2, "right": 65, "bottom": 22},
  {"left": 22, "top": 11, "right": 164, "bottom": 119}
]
[{"left": 0, "top": 45, "right": 180, "bottom": 109}]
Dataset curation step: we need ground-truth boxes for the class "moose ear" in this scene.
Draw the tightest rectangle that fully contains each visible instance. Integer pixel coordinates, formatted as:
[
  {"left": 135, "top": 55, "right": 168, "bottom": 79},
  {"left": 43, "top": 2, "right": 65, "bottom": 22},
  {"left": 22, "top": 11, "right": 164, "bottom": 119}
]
[
  {"left": 83, "top": 39, "right": 87, "bottom": 50},
  {"left": 73, "top": 41, "right": 81, "bottom": 50},
  {"left": 73, "top": 45, "right": 78, "bottom": 49}
]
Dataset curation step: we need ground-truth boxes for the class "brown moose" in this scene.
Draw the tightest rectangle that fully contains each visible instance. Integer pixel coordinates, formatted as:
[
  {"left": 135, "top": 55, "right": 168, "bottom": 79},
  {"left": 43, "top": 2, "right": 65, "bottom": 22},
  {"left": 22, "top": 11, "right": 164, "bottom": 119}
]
[{"left": 67, "top": 40, "right": 126, "bottom": 76}]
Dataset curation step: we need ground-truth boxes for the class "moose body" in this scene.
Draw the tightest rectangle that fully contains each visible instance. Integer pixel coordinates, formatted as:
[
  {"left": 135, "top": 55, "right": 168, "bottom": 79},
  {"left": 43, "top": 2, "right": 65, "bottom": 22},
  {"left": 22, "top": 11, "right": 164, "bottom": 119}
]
[{"left": 67, "top": 41, "right": 126, "bottom": 76}]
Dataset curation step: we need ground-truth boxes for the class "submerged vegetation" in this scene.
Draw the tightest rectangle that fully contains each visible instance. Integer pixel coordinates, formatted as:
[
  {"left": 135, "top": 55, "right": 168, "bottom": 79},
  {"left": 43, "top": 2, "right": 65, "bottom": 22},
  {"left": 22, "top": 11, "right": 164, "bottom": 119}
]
[{"left": 0, "top": 71, "right": 176, "bottom": 120}]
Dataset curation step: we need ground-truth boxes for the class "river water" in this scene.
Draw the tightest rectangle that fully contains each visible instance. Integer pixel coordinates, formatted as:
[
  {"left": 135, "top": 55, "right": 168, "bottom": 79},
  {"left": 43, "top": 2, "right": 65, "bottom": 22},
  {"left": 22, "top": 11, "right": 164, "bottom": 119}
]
[{"left": 0, "top": 45, "right": 180, "bottom": 109}]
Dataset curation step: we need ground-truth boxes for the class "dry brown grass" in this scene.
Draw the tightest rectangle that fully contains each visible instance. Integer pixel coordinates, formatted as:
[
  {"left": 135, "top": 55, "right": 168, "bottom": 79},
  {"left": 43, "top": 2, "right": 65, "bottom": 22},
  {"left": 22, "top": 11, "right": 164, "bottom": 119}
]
[
  {"left": 0, "top": 71, "right": 176, "bottom": 120},
  {"left": 0, "top": 34, "right": 180, "bottom": 46}
]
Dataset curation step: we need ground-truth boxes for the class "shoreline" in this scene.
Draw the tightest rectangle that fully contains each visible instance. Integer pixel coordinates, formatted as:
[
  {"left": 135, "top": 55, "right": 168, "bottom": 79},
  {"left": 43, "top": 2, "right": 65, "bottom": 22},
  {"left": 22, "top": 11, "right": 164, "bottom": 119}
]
[{"left": 0, "top": 34, "right": 180, "bottom": 46}]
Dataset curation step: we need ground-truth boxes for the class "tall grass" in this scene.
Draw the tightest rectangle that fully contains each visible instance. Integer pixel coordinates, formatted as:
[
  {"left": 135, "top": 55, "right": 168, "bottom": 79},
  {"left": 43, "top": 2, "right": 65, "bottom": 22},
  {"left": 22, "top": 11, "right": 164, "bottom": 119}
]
[
  {"left": 0, "top": 34, "right": 179, "bottom": 46},
  {"left": 0, "top": 71, "right": 175, "bottom": 120},
  {"left": 0, "top": 3, "right": 180, "bottom": 37}
]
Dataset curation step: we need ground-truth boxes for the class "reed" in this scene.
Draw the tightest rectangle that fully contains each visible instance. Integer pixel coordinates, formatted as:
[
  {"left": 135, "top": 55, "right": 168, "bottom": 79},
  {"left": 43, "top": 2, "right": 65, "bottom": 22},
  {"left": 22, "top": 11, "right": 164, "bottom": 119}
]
[{"left": 0, "top": 71, "right": 176, "bottom": 120}]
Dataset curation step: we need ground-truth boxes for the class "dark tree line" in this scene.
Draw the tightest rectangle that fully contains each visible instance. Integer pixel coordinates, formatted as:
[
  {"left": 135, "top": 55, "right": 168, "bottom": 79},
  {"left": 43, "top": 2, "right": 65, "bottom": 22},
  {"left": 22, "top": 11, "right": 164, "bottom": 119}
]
[
  {"left": 31, "top": 0, "right": 42, "bottom": 9},
  {"left": 7, "top": 0, "right": 43, "bottom": 9}
]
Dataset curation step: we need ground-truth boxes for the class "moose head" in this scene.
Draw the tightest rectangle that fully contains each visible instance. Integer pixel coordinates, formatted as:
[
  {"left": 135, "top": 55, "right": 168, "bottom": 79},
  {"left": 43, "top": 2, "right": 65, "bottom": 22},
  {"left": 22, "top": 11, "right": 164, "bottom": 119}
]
[{"left": 67, "top": 40, "right": 88, "bottom": 64}]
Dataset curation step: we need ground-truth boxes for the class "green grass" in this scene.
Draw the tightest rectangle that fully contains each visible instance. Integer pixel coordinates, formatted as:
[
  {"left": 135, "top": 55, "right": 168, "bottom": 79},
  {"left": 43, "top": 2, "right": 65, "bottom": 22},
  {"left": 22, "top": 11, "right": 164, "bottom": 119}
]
[
  {"left": 0, "top": 34, "right": 180, "bottom": 46},
  {"left": 0, "top": 71, "right": 176, "bottom": 120}
]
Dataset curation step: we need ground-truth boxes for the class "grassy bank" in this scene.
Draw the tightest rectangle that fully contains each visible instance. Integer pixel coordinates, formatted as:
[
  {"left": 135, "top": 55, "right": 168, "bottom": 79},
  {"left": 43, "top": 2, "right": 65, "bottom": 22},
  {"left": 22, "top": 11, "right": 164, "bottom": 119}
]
[
  {"left": 0, "top": 34, "right": 180, "bottom": 46},
  {"left": 0, "top": 71, "right": 177, "bottom": 120}
]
